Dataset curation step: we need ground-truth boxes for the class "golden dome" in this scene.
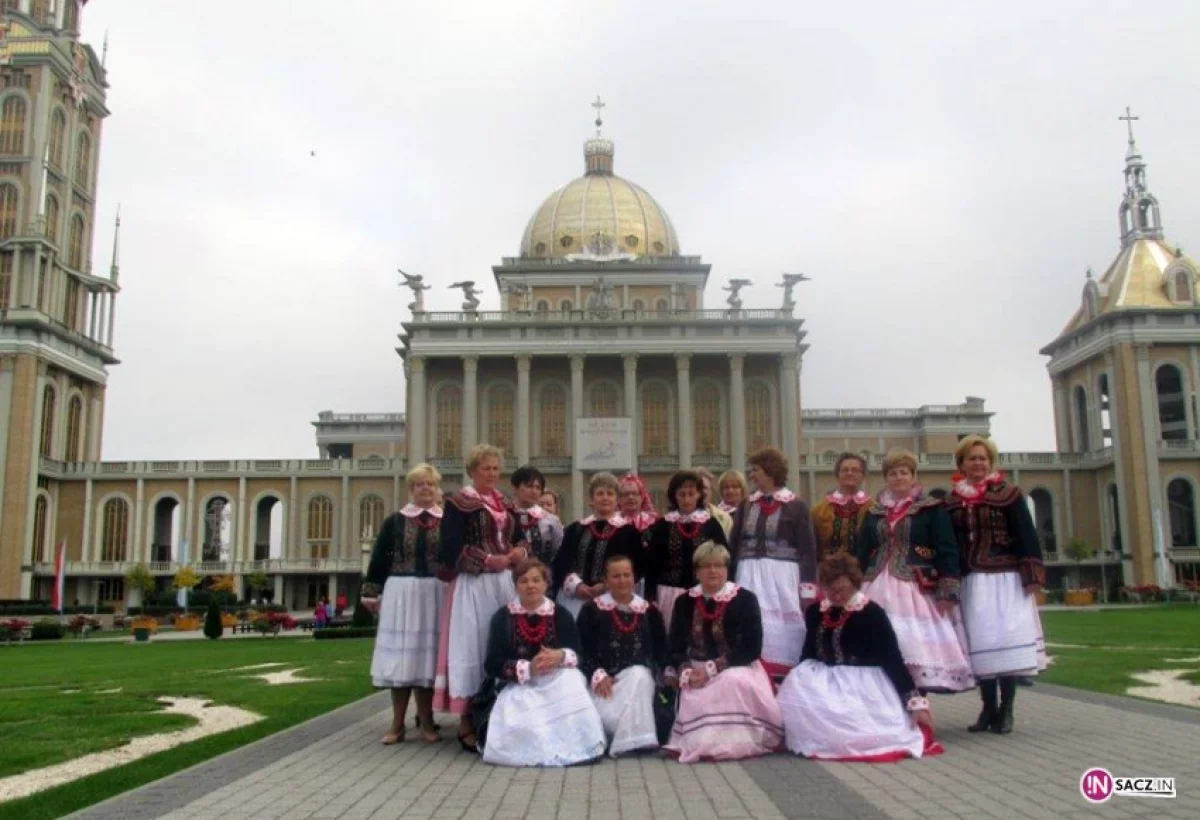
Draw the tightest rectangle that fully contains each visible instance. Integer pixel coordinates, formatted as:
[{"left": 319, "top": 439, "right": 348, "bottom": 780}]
[{"left": 519, "top": 137, "right": 680, "bottom": 260}]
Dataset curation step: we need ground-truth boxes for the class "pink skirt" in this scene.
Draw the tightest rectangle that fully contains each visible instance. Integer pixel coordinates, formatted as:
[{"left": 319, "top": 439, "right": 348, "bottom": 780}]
[
  {"left": 655, "top": 586, "right": 687, "bottom": 634},
  {"left": 862, "top": 569, "right": 974, "bottom": 692},
  {"left": 664, "top": 661, "right": 784, "bottom": 764}
]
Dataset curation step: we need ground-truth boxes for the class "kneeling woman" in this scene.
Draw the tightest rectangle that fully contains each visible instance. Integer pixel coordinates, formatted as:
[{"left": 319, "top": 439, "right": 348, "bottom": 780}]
[
  {"left": 579, "top": 554, "right": 668, "bottom": 757},
  {"left": 474, "top": 559, "right": 606, "bottom": 767},
  {"left": 664, "top": 542, "right": 783, "bottom": 763},
  {"left": 778, "top": 553, "right": 941, "bottom": 762}
]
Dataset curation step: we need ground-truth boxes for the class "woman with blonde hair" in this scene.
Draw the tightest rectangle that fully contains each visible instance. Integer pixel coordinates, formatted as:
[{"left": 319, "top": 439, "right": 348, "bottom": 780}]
[
  {"left": 945, "top": 435, "right": 1046, "bottom": 734},
  {"left": 664, "top": 541, "right": 782, "bottom": 762},
  {"left": 716, "top": 470, "right": 749, "bottom": 515},
  {"left": 362, "top": 463, "right": 447, "bottom": 744},
  {"left": 436, "top": 444, "right": 527, "bottom": 751},
  {"left": 854, "top": 449, "right": 973, "bottom": 693}
]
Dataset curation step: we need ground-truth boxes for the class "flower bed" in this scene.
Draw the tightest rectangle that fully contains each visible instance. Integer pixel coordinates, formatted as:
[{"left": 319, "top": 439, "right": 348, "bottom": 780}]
[
  {"left": 251, "top": 611, "right": 297, "bottom": 636},
  {"left": 66, "top": 615, "right": 103, "bottom": 637},
  {"left": 2, "top": 618, "right": 31, "bottom": 643}
]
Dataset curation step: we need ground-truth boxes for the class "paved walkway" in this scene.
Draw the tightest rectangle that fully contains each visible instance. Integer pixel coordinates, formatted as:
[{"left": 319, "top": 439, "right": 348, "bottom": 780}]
[{"left": 69, "top": 684, "right": 1199, "bottom": 820}]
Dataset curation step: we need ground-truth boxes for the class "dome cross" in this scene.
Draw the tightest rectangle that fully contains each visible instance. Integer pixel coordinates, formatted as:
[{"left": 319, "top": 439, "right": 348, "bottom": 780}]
[
  {"left": 1119, "top": 106, "right": 1139, "bottom": 145},
  {"left": 591, "top": 95, "right": 606, "bottom": 135}
]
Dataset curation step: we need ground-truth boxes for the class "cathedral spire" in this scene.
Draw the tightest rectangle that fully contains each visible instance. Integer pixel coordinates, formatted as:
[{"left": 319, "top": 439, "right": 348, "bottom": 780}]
[
  {"left": 1117, "top": 107, "right": 1163, "bottom": 246},
  {"left": 583, "top": 95, "right": 614, "bottom": 176}
]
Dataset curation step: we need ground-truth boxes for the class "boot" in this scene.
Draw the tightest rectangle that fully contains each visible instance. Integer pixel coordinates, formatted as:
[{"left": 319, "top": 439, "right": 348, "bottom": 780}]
[
  {"left": 991, "top": 677, "right": 1015, "bottom": 734},
  {"left": 969, "top": 679, "right": 997, "bottom": 732}
]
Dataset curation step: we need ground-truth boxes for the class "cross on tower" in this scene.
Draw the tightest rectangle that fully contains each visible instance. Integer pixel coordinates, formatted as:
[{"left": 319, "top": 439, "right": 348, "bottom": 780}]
[
  {"left": 591, "top": 95, "right": 605, "bottom": 135},
  {"left": 1119, "top": 106, "right": 1139, "bottom": 143}
]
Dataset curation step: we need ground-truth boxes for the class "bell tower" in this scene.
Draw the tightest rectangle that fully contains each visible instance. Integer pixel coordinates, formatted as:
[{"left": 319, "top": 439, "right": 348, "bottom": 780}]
[{"left": 0, "top": 0, "right": 118, "bottom": 599}]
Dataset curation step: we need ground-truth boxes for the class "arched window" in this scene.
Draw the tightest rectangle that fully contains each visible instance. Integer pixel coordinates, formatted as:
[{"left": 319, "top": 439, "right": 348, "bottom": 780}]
[
  {"left": 30, "top": 0, "right": 50, "bottom": 25},
  {"left": 654, "top": 298, "right": 668, "bottom": 313},
  {"left": 632, "top": 299, "right": 645, "bottom": 312},
  {"left": 49, "top": 109, "right": 65, "bottom": 168},
  {"left": 100, "top": 497, "right": 129, "bottom": 562},
  {"left": 487, "top": 383, "right": 515, "bottom": 454},
  {"left": 63, "top": 1, "right": 79, "bottom": 31},
  {"left": 63, "top": 277, "right": 79, "bottom": 330},
  {"left": 0, "top": 252, "right": 10, "bottom": 309},
  {"left": 1156, "top": 365, "right": 1188, "bottom": 441},
  {"left": 202, "top": 497, "right": 232, "bottom": 561},
  {"left": 435, "top": 384, "right": 462, "bottom": 458},
  {"left": 1073, "top": 385, "right": 1090, "bottom": 452},
  {"left": 560, "top": 299, "right": 573, "bottom": 312},
  {"left": 535, "top": 299, "right": 549, "bottom": 313},
  {"left": 39, "top": 384, "right": 55, "bottom": 457},
  {"left": 307, "top": 496, "right": 334, "bottom": 558},
  {"left": 1028, "top": 489, "right": 1056, "bottom": 554},
  {"left": 0, "top": 96, "right": 26, "bottom": 154},
  {"left": 641, "top": 382, "right": 670, "bottom": 456},
  {"left": 74, "top": 131, "right": 92, "bottom": 190},
  {"left": 45, "top": 194, "right": 59, "bottom": 244},
  {"left": 0, "top": 183, "right": 17, "bottom": 239},
  {"left": 745, "top": 381, "right": 773, "bottom": 451},
  {"left": 31, "top": 494, "right": 48, "bottom": 563},
  {"left": 589, "top": 382, "right": 619, "bottom": 417},
  {"left": 358, "top": 495, "right": 385, "bottom": 542},
  {"left": 1173, "top": 271, "right": 1191, "bottom": 303},
  {"left": 1168, "top": 479, "right": 1197, "bottom": 547},
  {"left": 1098, "top": 374, "right": 1113, "bottom": 448},
  {"left": 540, "top": 383, "right": 566, "bottom": 456},
  {"left": 68, "top": 214, "right": 85, "bottom": 269},
  {"left": 693, "top": 381, "right": 721, "bottom": 454},
  {"left": 1108, "top": 484, "right": 1123, "bottom": 553},
  {"left": 65, "top": 394, "right": 83, "bottom": 460}
]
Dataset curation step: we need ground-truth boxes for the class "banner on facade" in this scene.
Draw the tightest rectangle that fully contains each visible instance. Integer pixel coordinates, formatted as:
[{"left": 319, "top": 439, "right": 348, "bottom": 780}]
[{"left": 574, "top": 418, "right": 633, "bottom": 471}]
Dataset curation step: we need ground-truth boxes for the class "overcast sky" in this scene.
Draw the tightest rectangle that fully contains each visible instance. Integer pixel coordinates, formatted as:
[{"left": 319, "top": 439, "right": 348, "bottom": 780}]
[{"left": 84, "top": 0, "right": 1200, "bottom": 461}]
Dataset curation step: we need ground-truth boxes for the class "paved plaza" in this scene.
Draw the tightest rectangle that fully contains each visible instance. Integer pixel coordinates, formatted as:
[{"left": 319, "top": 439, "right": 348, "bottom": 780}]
[{"left": 69, "top": 684, "right": 1199, "bottom": 820}]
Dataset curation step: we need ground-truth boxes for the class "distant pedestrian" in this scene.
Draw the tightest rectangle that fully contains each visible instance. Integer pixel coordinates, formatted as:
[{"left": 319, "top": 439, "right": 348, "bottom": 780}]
[{"left": 314, "top": 598, "right": 328, "bottom": 628}]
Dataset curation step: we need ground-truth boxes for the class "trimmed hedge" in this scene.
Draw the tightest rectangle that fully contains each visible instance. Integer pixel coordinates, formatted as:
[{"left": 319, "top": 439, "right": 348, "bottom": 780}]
[
  {"left": 0, "top": 604, "right": 116, "bottom": 616},
  {"left": 313, "top": 627, "right": 377, "bottom": 640},
  {"left": 30, "top": 619, "right": 66, "bottom": 640}
]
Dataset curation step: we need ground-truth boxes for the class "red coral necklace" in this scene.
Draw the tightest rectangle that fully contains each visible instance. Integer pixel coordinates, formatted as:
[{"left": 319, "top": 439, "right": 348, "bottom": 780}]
[
  {"left": 609, "top": 608, "right": 641, "bottom": 634},
  {"left": 675, "top": 519, "right": 703, "bottom": 540},
  {"left": 515, "top": 613, "right": 549, "bottom": 646},
  {"left": 588, "top": 521, "right": 616, "bottom": 540},
  {"left": 699, "top": 599, "right": 729, "bottom": 623},
  {"left": 820, "top": 607, "right": 854, "bottom": 631}
]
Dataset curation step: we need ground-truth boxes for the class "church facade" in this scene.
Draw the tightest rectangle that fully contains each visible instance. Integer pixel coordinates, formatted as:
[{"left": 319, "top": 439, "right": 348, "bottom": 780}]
[{"left": 1, "top": 4, "right": 1198, "bottom": 610}]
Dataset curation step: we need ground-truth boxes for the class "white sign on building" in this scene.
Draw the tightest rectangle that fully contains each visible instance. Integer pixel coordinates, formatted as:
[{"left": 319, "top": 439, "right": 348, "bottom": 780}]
[{"left": 574, "top": 418, "right": 633, "bottom": 471}]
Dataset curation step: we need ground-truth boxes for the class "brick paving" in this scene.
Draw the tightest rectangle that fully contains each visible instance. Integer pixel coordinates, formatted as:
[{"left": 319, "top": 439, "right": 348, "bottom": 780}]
[{"left": 68, "top": 683, "right": 1200, "bottom": 820}]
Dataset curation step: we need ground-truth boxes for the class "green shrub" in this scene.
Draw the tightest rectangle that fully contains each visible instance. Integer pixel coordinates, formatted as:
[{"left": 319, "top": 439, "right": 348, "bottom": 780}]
[
  {"left": 203, "top": 598, "right": 223, "bottom": 640},
  {"left": 313, "top": 626, "right": 377, "bottom": 640},
  {"left": 30, "top": 619, "right": 65, "bottom": 640}
]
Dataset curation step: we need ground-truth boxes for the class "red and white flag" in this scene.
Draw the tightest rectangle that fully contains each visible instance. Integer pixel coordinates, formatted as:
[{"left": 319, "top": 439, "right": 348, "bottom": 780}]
[{"left": 50, "top": 539, "right": 66, "bottom": 612}]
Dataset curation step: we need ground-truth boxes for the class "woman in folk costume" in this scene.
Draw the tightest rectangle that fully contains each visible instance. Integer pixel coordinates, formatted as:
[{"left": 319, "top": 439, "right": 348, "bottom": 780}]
[
  {"left": 945, "top": 435, "right": 1047, "bottom": 734},
  {"left": 716, "top": 469, "right": 749, "bottom": 516},
  {"left": 664, "top": 542, "right": 783, "bottom": 763},
  {"left": 553, "top": 472, "right": 639, "bottom": 620},
  {"left": 435, "top": 444, "right": 528, "bottom": 752},
  {"left": 578, "top": 554, "right": 669, "bottom": 756},
  {"left": 617, "top": 473, "right": 660, "bottom": 536},
  {"left": 778, "top": 553, "right": 943, "bottom": 762},
  {"left": 811, "top": 452, "right": 872, "bottom": 559},
  {"left": 644, "top": 470, "right": 728, "bottom": 632},
  {"left": 728, "top": 446, "right": 819, "bottom": 680},
  {"left": 510, "top": 464, "right": 565, "bottom": 575},
  {"left": 362, "top": 463, "right": 447, "bottom": 745},
  {"left": 854, "top": 449, "right": 973, "bottom": 693},
  {"left": 474, "top": 559, "right": 606, "bottom": 766},
  {"left": 694, "top": 467, "right": 734, "bottom": 538}
]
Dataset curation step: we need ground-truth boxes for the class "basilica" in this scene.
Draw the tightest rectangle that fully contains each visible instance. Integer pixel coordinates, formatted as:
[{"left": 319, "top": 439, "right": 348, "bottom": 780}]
[{"left": 1, "top": 4, "right": 1198, "bottom": 611}]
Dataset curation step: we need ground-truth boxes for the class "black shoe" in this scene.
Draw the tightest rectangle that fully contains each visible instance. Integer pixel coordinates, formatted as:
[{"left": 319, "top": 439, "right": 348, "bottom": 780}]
[
  {"left": 990, "top": 703, "right": 1014, "bottom": 734},
  {"left": 969, "top": 706, "right": 996, "bottom": 733}
]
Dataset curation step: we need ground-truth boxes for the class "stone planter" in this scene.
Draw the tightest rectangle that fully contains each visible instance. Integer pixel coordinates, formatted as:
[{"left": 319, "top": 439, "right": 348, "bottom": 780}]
[
  {"left": 220, "top": 613, "right": 238, "bottom": 629},
  {"left": 133, "top": 627, "right": 152, "bottom": 643},
  {"left": 174, "top": 616, "right": 202, "bottom": 631},
  {"left": 1065, "top": 590, "right": 1095, "bottom": 607}
]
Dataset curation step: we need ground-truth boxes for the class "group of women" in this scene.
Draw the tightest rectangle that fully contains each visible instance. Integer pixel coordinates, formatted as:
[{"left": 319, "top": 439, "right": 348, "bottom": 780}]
[{"left": 361, "top": 434, "right": 1046, "bottom": 766}]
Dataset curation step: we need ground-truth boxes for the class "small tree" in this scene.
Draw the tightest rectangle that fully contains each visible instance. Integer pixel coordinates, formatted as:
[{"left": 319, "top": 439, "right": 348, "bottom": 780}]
[
  {"left": 245, "top": 571, "right": 269, "bottom": 601},
  {"left": 1065, "top": 537, "right": 1092, "bottom": 589},
  {"left": 173, "top": 566, "right": 201, "bottom": 613},
  {"left": 210, "top": 573, "right": 238, "bottom": 605},
  {"left": 203, "top": 596, "right": 223, "bottom": 639},
  {"left": 125, "top": 564, "right": 156, "bottom": 607}
]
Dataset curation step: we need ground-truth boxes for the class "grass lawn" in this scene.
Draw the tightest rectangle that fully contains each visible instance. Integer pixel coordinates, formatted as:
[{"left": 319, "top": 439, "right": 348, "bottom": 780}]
[
  {"left": 0, "top": 636, "right": 374, "bottom": 820},
  {"left": 1040, "top": 605, "right": 1200, "bottom": 697}
]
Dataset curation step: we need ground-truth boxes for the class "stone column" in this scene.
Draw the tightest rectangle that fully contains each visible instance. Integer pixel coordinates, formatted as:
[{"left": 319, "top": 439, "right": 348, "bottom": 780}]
[
  {"left": 516, "top": 354, "right": 532, "bottom": 464},
  {"left": 288, "top": 475, "right": 299, "bottom": 561},
  {"left": 676, "top": 354, "right": 692, "bottom": 468},
  {"left": 82, "top": 478, "right": 93, "bottom": 563},
  {"left": 462, "top": 355, "right": 479, "bottom": 455},
  {"left": 780, "top": 353, "right": 801, "bottom": 490},
  {"left": 328, "top": 574, "right": 338, "bottom": 610},
  {"left": 237, "top": 476, "right": 248, "bottom": 566},
  {"left": 1103, "top": 351, "right": 1129, "bottom": 558},
  {"left": 185, "top": 477, "right": 196, "bottom": 562},
  {"left": 570, "top": 354, "right": 585, "bottom": 519},
  {"left": 1051, "top": 377, "right": 1070, "bottom": 452},
  {"left": 1134, "top": 344, "right": 1168, "bottom": 586},
  {"left": 408, "top": 357, "right": 426, "bottom": 465},
  {"left": 340, "top": 474, "right": 351, "bottom": 560},
  {"left": 623, "top": 353, "right": 638, "bottom": 473},
  {"left": 133, "top": 478, "right": 145, "bottom": 563},
  {"left": 729, "top": 353, "right": 746, "bottom": 471}
]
